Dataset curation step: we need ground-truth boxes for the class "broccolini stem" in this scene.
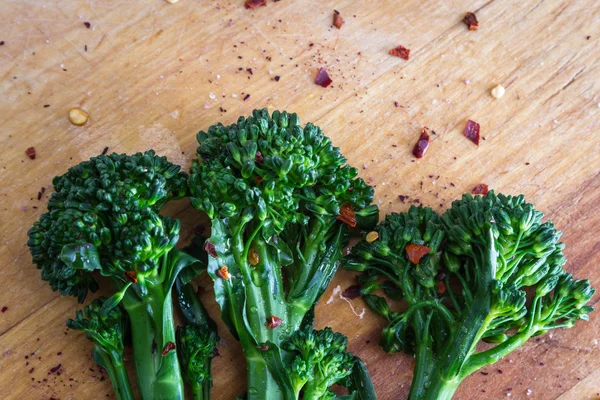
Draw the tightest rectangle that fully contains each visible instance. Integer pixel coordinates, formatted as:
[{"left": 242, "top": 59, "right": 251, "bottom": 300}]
[
  {"left": 291, "top": 218, "right": 327, "bottom": 294},
  {"left": 420, "top": 378, "right": 460, "bottom": 400},
  {"left": 408, "top": 312, "right": 434, "bottom": 400},
  {"left": 246, "top": 346, "right": 285, "bottom": 400},
  {"left": 122, "top": 290, "right": 157, "bottom": 400},
  {"left": 148, "top": 283, "right": 185, "bottom": 399},
  {"left": 461, "top": 330, "right": 534, "bottom": 378},
  {"left": 190, "top": 380, "right": 204, "bottom": 400},
  {"left": 92, "top": 346, "right": 135, "bottom": 400}
]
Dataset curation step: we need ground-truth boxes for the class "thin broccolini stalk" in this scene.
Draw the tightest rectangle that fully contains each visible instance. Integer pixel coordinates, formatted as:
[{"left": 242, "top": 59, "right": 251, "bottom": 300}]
[{"left": 67, "top": 298, "right": 134, "bottom": 400}]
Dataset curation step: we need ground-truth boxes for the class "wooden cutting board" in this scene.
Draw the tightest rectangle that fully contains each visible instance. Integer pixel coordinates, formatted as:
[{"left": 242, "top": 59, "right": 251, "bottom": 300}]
[{"left": 0, "top": 0, "right": 598, "bottom": 399}]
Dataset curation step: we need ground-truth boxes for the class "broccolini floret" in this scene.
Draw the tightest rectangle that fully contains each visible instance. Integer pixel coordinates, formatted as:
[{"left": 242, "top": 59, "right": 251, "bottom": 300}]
[
  {"left": 189, "top": 109, "right": 378, "bottom": 400},
  {"left": 67, "top": 297, "right": 134, "bottom": 400},
  {"left": 346, "top": 191, "right": 594, "bottom": 399},
  {"left": 28, "top": 151, "right": 195, "bottom": 399}
]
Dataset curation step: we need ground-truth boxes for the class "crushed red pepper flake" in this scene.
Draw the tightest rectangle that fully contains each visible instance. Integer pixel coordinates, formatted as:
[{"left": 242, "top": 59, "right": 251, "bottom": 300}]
[
  {"left": 84, "top": 22, "right": 91, "bottom": 29},
  {"left": 243, "top": 94, "right": 251, "bottom": 101},
  {"left": 389, "top": 45, "right": 410, "bottom": 60},
  {"left": 259, "top": 344, "right": 270, "bottom": 351},
  {"left": 337, "top": 204, "right": 357, "bottom": 227},
  {"left": 333, "top": 10, "right": 344, "bottom": 29},
  {"left": 342, "top": 285, "right": 361, "bottom": 300},
  {"left": 463, "top": 12, "right": 479, "bottom": 31},
  {"left": 1, "top": 306, "right": 7, "bottom": 313},
  {"left": 217, "top": 266, "right": 231, "bottom": 280},
  {"left": 266, "top": 315, "right": 282, "bottom": 329},
  {"left": 472, "top": 184, "right": 489, "bottom": 195},
  {"left": 161, "top": 342, "right": 176, "bottom": 356},
  {"left": 255, "top": 151, "right": 264, "bottom": 163},
  {"left": 412, "top": 128, "right": 430, "bottom": 158},
  {"left": 125, "top": 270, "right": 138, "bottom": 284},
  {"left": 101, "top": 146, "right": 109, "bottom": 155},
  {"left": 245, "top": 0, "right": 266, "bottom": 9},
  {"left": 204, "top": 241, "right": 218, "bottom": 258},
  {"left": 464, "top": 120, "right": 480, "bottom": 145},
  {"left": 437, "top": 281, "right": 446, "bottom": 294},
  {"left": 25, "top": 147, "right": 36, "bottom": 160},
  {"left": 315, "top": 68, "right": 333, "bottom": 88},
  {"left": 405, "top": 243, "right": 431, "bottom": 264}
]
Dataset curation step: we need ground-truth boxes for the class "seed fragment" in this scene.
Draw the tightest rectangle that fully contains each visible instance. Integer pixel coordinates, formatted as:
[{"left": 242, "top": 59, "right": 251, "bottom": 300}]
[
  {"left": 366, "top": 231, "right": 379, "bottom": 243},
  {"left": 68, "top": 108, "right": 89, "bottom": 126},
  {"left": 491, "top": 84, "right": 505, "bottom": 99}
]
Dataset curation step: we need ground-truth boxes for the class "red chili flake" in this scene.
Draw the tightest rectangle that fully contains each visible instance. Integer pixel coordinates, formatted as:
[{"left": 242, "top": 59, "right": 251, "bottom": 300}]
[
  {"left": 101, "top": 146, "right": 109, "bottom": 155},
  {"left": 161, "top": 342, "right": 176, "bottom": 356},
  {"left": 255, "top": 151, "right": 264, "bottom": 163},
  {"left": 245, "top": 0, "right": 266, "bottom": 9},
  {"left": 437, "top": 281, "right": 446, "bottom": 294},
  {"left": 342, "top": 285, "right": 361, "bottom": 300},
  {"left": 204, "top": 241, "right": 218, "bottom": 258},
  {"left": 394, "top": 101, "right": 399, "bottom": 107},
  {"left": 1, "top": 306, "right": 7, "bottom": 313},
  {"left": 333, "top": 10, "right": 344, "bottom": 29},
  {"left": 389, "top": 45, "right": 410, "bottom": 60},
  {"left": 125, "top": 270, "right": 138, "bottom": 284},
  {"left": 274, "top": 75, "right": 281, "bottom": 82},
  {"left": 243, "top": 94, "right": 251, "bottom": 101},
  {"left": 255, "top": 176, "right": 263, "bottom": 185},
  {"left": 405, "top": 243, "right": 431, "bottom": 264},
  {"left": 463, "top": 12, "right": 479, "bottom": 31},
  {"left": 472, "top": 184, "right": 489, "bottom": 195},
  {"left": 29, "top": 368, "right": 34, "bottom": 373},
  {"left": 412, "top": 128, "right": 430, "bottom": 158},
  {"left": 0, "top": 41, "right": 4, "bottom": 46},
  {"left": 315, "top": 68, "right": 332, "bottom": 88},
  {"left": 25, "top": 147, "right": 36, "bottom": 160},
  {"left": 337, "top": 204, "right": 357, "bottom": 227},
  {"left": 266, "top": 315, "right": 282, "bottom": 329},
  {"left": 48, "top": 364, "right": 62, "bottom": 374},
  {"left": 259, "top": 344, "right": 270, "bottom": 351},
  {"left": 83, "top": 22, "right": 91, "bottom": 29},
  {"left": 217, "top": 266, "right": 231, "bottom": 280},
  {"left": 246, "top": 68, "right": 253, "bottom": 75},
  {"left": 464, "top": 120, "right": 480, "bottom": 145}
]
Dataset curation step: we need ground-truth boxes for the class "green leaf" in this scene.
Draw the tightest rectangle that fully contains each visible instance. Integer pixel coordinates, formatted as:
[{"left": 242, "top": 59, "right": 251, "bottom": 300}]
[
  {"left": 60, "top": 243, "right": 101, "bottom": 272},
  {"left": 260, "top": 343, "right": 296, "bottom": 400},
  {"left": 344, "top": 358, "right": 377, "bottom": 400}
]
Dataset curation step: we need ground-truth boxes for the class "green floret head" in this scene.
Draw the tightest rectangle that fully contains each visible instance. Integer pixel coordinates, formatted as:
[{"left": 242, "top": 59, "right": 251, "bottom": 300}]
[
  {"left": 27, "top": 151, "right": 188, "bottom": 302},
  {"left": 66, "top": 297, "right": 127, "bottom": 354},
  {"left": 282, "top": 326, "right": 355, "bottom": 399},
  {"left": 190, "top": 108, "right": 374, "bottom": 238},
  {"left": 176, "top": 324, "right": 219, "bottom": 387},
  {"left": 344, "top": 190, "right": 594, "bottom": 399}
]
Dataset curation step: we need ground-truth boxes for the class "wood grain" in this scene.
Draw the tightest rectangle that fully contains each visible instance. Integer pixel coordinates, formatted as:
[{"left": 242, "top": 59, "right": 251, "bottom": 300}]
[{"left": 0, "top": 0, "right": 598, "bottom": 399}]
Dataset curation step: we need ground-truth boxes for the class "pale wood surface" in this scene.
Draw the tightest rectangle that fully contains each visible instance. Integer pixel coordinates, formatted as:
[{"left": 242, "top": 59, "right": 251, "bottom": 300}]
[{"left": 0, "top": 0, "right": 599, "bottom": 399}]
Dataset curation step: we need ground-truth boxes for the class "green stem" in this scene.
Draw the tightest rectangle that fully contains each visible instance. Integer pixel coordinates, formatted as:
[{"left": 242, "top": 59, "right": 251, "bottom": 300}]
[
  {"left": 122, "top": 290, "right": 156, "bottom": 400},
  {"left": 461, "top": 329, "right": 534, "bottom": 378},
  {"left": 246, "top": 346, "right": 284, "bottom": 400},
  {"left": 92, "top": 347, "right": 135, "bottom": 400},
  {"left": 420, "top": 378, "right": 460, "bottom": 400},
  {"left": 149, "top": 283, "right": 185, "bottom": 399},
  {"left": 191, "top": 380, "right": 204, "bottom": 400},
  {"left": 408, "top": 313, "right": 434, "bottom": 400}
]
